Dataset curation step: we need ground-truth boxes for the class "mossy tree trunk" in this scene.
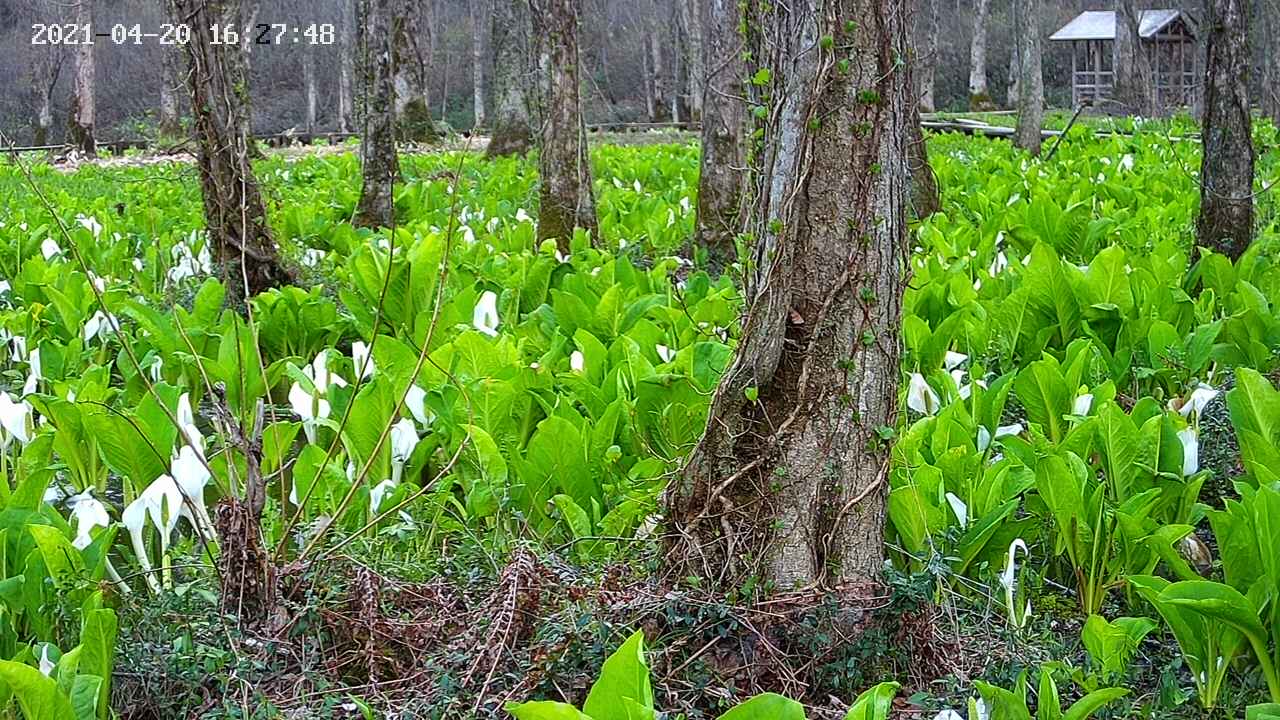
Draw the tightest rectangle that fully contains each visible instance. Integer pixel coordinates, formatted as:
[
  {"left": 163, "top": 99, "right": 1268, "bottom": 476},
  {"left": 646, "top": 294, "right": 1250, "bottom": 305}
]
[
  {"left": 1013, "top": 0, "right": 1044, "bottom": 155},
  {"left": 485, "top": 0, "right": 537, "bottom": 158},
  {"left": 692, "top": 0, "right": 746, "bottom": 268},
  {"left": 1113, "top": 0, "right": 1155, "bottom": 115},
  {"left": 664, "top": 0, "right": 910, "bottom": 591},
  {"left": 1198, "top": 0, "right": 1254, "bottom": 259},
  {"left": 531, "top": 0, "right": 598, "bottom": 251},
  {"left": 356, "top": 0, "right": 400, "bottom": 228},
  {"left": 167, "top": 0, "right": 293, "bottom": 304},
  {"left": 915, "top": 0, "right": 938, "bottom": 112},
  {"left": 68, "top": 0, "right": 96, "bottom": 156},
  {"left": 968, "top": 0, "right": 994, "bottom": 111}
]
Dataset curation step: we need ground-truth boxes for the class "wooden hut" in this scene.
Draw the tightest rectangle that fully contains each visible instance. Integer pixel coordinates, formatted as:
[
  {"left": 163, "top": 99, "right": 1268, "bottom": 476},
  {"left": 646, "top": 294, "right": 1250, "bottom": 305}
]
[{"left": 1049, "top": 10, "right": 1198, "bottom": 110}]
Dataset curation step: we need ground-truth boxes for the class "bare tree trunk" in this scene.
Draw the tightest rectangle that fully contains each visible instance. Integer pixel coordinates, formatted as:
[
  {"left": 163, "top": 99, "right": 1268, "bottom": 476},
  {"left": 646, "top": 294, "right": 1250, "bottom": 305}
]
[
  {"left": 166, "top": 0, "right": 292, "bottom": 295},
  {"left": 29, "top": 29, "right": 62, "bottom": 147},
  {"left": 393, "top": 0, "right": 435, "bottom": 141},
  {"left": 679, "top": 0, "right": 704, "bottom": 121},
  {"left": 68, "top": 0, "right": 96, "bottom": 156},
  {"left": 969, "top": 0, "right": 994, "bottom": 110},
  {"left": 471, "top": 0, "right": 489, "bottom": 129},
  {"left": 649, "top": 29, "right": 671, "bottom": 122},
  {"left": 1007, "top": 39, "right": 1020, "bottom": 109},
  {"left": 909, "top": 108, "right": 941, "bottom": 219},
  {"left": 338, "top": 0, "right": 355, "bottom": 133},
  {"left": 1113, "top": 0, "right": 1155, "bottom": 115},
  {"left": 1262, "top": 0, "right": 1280, "bottom": 126},
  {"left": 917, "top": 0, "right": 938, "bottom": 112},
  {"left": 240, "top": 0, "right": 261, "bottom": 133},
  {"left": 1194, "top": 0, "right": 1209, "bottom": 119},
  {"left": 356, "top": 0, "right": 400, "bottom": 228},
  {"left": 664, "top": 0, "right": 909, "bottom": 591},
  {"left": 692, "top": 0, "right": 745, "bottom": 266},
  {"left": 1198, "top": 0, "right": 1254, "bottom": 258},
  {"left": 531, "top": 0, "right": 598, "bottom": 251},
  {"left": 486, "top": 0, "right": 536, "bottom": 157},
  {"left": 303, "top": 44, "right": 318, "bottom": 136},
  {"left": 1014, "top": 0, "right": 1044, "bottom": 154},
  {"left": 159, "top": 44, "right": 183, "bottom": 139}
]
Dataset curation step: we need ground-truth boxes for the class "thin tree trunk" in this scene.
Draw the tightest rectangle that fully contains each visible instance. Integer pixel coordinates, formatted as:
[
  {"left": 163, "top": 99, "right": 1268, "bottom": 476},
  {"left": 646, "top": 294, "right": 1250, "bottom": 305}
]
[
  {"left": 159, "top": 44, "right": 183, "bottom": 139},
  {"left": 531, "top": 0, "right": 598, "bottom": 251},
  {"left": 1198, "top": 0, "right": 1254, "bottom": 258},
  {"left": 665, "top": 0, "right": 909, "bottom": 590},
  {"left": 1113, "top": 0, "right": 1155, "bottom": 115},
  {"left": 1261, "top": 0, "right": 1280, "bottom": 126},
  {"left": 969, "top": 0, "right": 994, "bottom": 110},
  {"left": 679, "top": 0, "right": 704, "bottom": 121},
  {"left": 166, "top": 0, "right": 293, "bottom": 302},
  {"left": 1007, "top": 40, "right": 1020, "bottom": 109},
  {"left": 338, "top": 0, "right": 355, "bottom": 133},
  {"left": 486, "top": 0, "right": 536, "bottom": 157},
  {"left": 692, "top": 0, "right": 745, "bottom": 266},
  {"left": 303, "top": 44, "right": 318, "bottom": 136},
  {"left": 29, "top": 36, "right": 62, "bottom": 147},
  {"left": 1014, "top": 0, "right": 1044, "bottom": 154},
  {"left": 909, "top": 108, "right": 941, "bottom": 218},
  {"left": 472, "top": 0, "right": 489, "bottom": 128},
  {"left": 68, "top": 0, "right": 96, "bottom": 156},
  {"left": 649, "top": 28, "right": 670, "bottom": 122},
  {"left": 917, "top": 0, "right": 938, "bottom": 112},
  {"left": 356, "top": 0, "right": 400, "bottom": 228}
]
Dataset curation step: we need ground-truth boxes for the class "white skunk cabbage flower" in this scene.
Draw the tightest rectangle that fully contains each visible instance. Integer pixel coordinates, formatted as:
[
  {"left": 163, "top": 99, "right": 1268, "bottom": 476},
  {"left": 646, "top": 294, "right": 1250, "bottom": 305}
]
[
  {"left": 289, "top": 382, "right": 331, "bottom": 445},
  {"left": 352, "top": 340, "right": 374, "bottom": 380},
  {"left": 170, "top": 445, "right": 214, "bottom": 539},
  {"left": 176, "top": 392, "right": 203, "bottom": 455},
  {"left": 656, "top": 344, "right": 676, "bottom": 363},
  {"left": 907, "top": 373, "right": 941, "bottom": 415},
  {"left": 121, "top": 492, "right": 162, "bottom": 594},
  {"left": 301, "top": 248, "right": 326, "bottom": 267},
  {"left": 389, "top": 418, "right": 418, "bottom": 485},
  {"left": 76, "top": 214, "right": 103, "bottom": 238},
  {"left": 22, "top": 348, "right": 42, "bottom": 396},
  {"left": 1073, "top": 393, "right": 1094, "bottom": 416},
  {"left": 307, "top": 351, "right": 348, "bottom": 392},
  {"left": 473, "top": 291, "right": 500, "bottom": 337},
  {"left": 945, "top": 492, "right": 968, "bottom": 529},
  {"left": 405, "top": 385, "right": 433, "bottom": 428},
  {"left": 944, "top": 351, "right": 968, "bottom": 371},
  {"left": 570, "top": 350, "right": 584, "bottom": 373},
  {"left": 978, "top": 426, "right": 992, "bottom": 452},
  {"left": 515, "top": 208, "right": 532, "bottom": 223},
  {"left": 988, "top": 252, "right": 1009, "bottom": 276},
  {"left": 1178, "top": 427, "right": 1199, "bottom": 477},
  {"left": 999, "top": 538, "right": 1032, "bottom": 629},
  {"left": 83, "top": 311, "right": 120, "bottom": 343},
  {"left": 995, "top": 423, "right": 1023, "bottom": 440},
  {"left": 933, "top": 711, "right": 965, "bottom": 720},
  {"left": 67, "top": 489, "right": 111, "bottom": 550},
  {"left": 9, "top": 335, "right": 27, "bottom": 363},
  {"left": 40, "top": 238, "right": 62, "bottom": 261},
  {"left": 370, "top": 479, "right": 397, "bottom": 515},
  {"left": 1178, "top": 383, "right": 1219, "bottom": 423},
  {"left": 0, "top": 392, "right": 34, "bottom": 446},
  {"left": 145, "top": 354, "right": 164, "bottom": 383},
  {"left": 38, "top": 645, "right": 55, "bottom": 677}
]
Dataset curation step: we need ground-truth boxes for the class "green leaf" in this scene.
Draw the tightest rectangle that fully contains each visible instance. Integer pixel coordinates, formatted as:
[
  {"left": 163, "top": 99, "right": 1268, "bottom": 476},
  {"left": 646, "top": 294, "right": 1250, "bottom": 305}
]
[
  {"left": 843, "top": 681, "right": 899, "bottom": 720},
  {"left": 1061, "top": 688, "right": 1128, "bottom": 720},
  {"left": 0, "top": 659, "right": 76, "bottom": 720},
  {"left": 504, "top": 701, "right": 593, "bottom": 720},
  {"left": 79, "top": 609, "right": 116, "bottom": 720},
  {"left": 719, "top": 693, "right": 805, "bottom": 720},
  {"left": 583, "top": 630, "right": 654, "bottom": 720}
]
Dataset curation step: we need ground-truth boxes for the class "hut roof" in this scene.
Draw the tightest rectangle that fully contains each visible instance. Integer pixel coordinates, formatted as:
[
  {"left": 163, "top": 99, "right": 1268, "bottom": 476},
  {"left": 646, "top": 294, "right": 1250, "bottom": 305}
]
[{"left": 1049, "top": 10, "right": 1193, "bottom": 42}]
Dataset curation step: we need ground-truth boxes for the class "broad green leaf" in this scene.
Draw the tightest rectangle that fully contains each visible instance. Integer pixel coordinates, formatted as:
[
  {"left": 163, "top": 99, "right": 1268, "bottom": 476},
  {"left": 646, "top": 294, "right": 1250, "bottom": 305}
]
[
  {"left": 843, "top": 681, "right": 899, "bottom": 720},
  {"left": 718, "top": 693, "right": 805, "bottom": 720},
  {"left": 0, "top": 659, "right": 76, "bottom": 720},
  {"left": 504, "top": 701, "right": 592, "bottom": 720},
  {"left": 583, "top": 631, "right": 654, "bottom": 720}
]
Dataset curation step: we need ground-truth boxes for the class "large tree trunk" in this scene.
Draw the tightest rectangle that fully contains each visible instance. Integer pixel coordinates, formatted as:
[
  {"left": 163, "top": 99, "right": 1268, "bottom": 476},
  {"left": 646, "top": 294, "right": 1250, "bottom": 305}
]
[
  {"left": 1013, "top": 0, "right": 1044, "bottom": 155},
  {"left": 692, "top": 0, "right": 745, "bottom": 267},
  {"left": 472, "top": 0, "right": 489, "bottom": 129},
  {"left": 356, "top": 0, "right": 401, "bottom": 228},
  {"left": 485, "top": 0, "right": 536, "bottom": 157},
  {"left": 909, "top": 110, "right": 941, "bottom": 219},
  {"left": 679, "top": 0, "right": 704, "bottom": 121},
  {"left": 1007, "top": 40, "right": 1020, "bottom": 109},
  {"left": 531, "top": 0, "right": 598, "bottom": 251},
  {"left": 648, "top": 29, "right": 671, "bottom": 123},
  {"left": 159, "top": 44, "right": 183, "bottom": 139},
  {"left": 664, "top": 0, "right": 909, "bottom": 591},
  {"left": 68, "top": 0, "right": 96, "bottom": 156},
  {"left": 916, "top": 0, "right": 938, "bottom": 112},
  {"left": 338, "top": 0, "right": 355, "bottom": 134},
  {"left": 1113, "top": 0, "right": 1155, "bottom": 115},
  {"left": 29, "top": 28, "right": 62, "bottom": 147},
  {"left": 968, "top": 0, "right": 994, "bottom": 110},
  {"left": 393, "top": 0, "right": 435, "bottom": 141},
  {"left": 1262, "top": 0, "right": 1280, "bottom": 127},
  {"left": 1197, "top": 0, "right": 1254, "bottom": 258},
  {"left": 167, "top": 0, "right": 293, "bottom": 303}
]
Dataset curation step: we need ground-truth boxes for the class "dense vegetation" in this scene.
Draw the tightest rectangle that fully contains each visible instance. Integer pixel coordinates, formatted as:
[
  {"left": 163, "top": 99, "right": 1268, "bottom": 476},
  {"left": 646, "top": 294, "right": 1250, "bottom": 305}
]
[{"left": 2, "top": 125, "right": 1280, "bottom": 717}]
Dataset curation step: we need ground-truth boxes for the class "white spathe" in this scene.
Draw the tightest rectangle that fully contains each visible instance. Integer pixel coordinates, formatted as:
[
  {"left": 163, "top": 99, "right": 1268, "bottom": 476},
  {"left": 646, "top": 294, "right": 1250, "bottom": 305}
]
[
  {"left": 570, "top": 350, "right": 585, "bottom": 373},
  {"left": 83, "top": 310, "right": 120, "bottom": 343},
  {"left": 1178, "top": 427, "right": 1199, "bottom": 477},
  {"left": 944, "top": 351, "right": 968, "bottom": 371},
  {"left": 38, "top": 645, "right": 55, "bottom": 677},
  {"left": 1073, "top": 393, "right": 1094, "bottom": 416},
  {"left": 40, "top": 238, "right": 61, "bottom": 260},
  {"left": 999, "top": 538, "right": 1032, "bottom": 629},
  {"left": 121, "top": 492, "right": 162, "bottom": 593},
  {"left": 352, "top": 340, "right": 375, "bottom": 380},
  {"left": 67, "top": 489, "right": 111, "bottom": 550},
  {"left": 0, "top": 392, "right": 34, "bottom": 446},
  {"left": 370, "top": 479, "right": 397, "bottom": 515},
  {"left": 289, "top": 381, "right": 331, "bottom": 445},
  {"left": 390, "top": 418, "right": 418, "bottom": 485},
  {"left": 473, "top": 291, "right": 500, "bottom": 337},
  {"left": 945, "top": 492, "right": 969, "bottom": 529},
  {"left": 656, "top": 344, "right": 676, "bottom": 363},
  {"left": 1179, "top": 383, "right": 1219, "bottom": 421},
  {"left": 170, "top": 444, "right": 214, "bottom": 538},
  {"left": 907, "top": 373, "right": 942, "bottom": 415},
  {"left": 405, "top": 384, "right": 433, "bottom": 428}
]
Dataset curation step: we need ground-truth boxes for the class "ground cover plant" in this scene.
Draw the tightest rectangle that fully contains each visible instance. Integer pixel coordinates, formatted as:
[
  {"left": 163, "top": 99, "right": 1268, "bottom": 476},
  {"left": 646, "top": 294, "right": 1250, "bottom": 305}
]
[{"left": 2, "top": 118, "right": 1280, "bottom": 718}]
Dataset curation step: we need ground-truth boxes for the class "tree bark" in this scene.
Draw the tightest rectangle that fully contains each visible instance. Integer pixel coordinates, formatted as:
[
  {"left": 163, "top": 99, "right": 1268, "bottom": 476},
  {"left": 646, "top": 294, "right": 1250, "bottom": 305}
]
[
  {"left": 159, "top": 44, "right": 183, "bottom": 139},
  {"left": 916, "top": 0, "right": 938, "bottom": 112},
  {"left": 167, "top": 0, "right": 293, "bottom": 303},
  {"left": 909, "top": 109, "right": 941, "bottom": 219},
  {"left": 1013, "top": 0, "right": 1044, "bottom": 155},
  {"left": 1262, "top": 0, "right": 1280, "bottom": 127},
  {"left": 648, "top": 28, "right": 671, "bottom": 122},
  {"left": 679, "top": 0, "right": 704, "bottom": 121},
  {"left": 393, "top": 0, "right": 435, "bottom": 141},
  {"left": 1197, "top": 0, "right": 1254, "bottom": 259},
  {"left": 486, "top": 0, "right": 537, "bottom": 157},
  {"left": 531, "top": 0, "right": 598, "bottom": 251},
  {"left": 664, "top": 0, "right": 909, "bottom": 591},
  {"left": 472, "top": 0, "right": 489, "bottom": 129},
  {"left": 692, "top": 0, "right": 745, "bottom": 266},
  {"left": 338, "top": 0, "right": 355, "bottom": 133},
  {"left": 356, "top": 0, "right": 400, "bottom": 228},
  {"left": 1007, "top": 39, "right": 1020, "bottom": 109},
  {"left": 28, "top": 23, "right": 62, "bottom": 147},
  {"left": 1113, "top": 0, "right": 1155, "bottom": 115},
  {"left": 303, "top": 43, "right": 318, "bottom": 136},
  {"left": 968, "top": 0, "right": 994, "bottom": 110},
  {"left": 68, "top": 0, "right": 96, "bottom": 156}
]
